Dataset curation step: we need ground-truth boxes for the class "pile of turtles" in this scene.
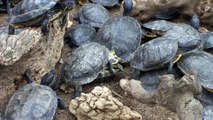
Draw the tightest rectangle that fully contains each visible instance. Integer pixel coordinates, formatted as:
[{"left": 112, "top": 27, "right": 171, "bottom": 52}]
[{"left": 0, "top": 0, "right": 212, "bottom": 120}]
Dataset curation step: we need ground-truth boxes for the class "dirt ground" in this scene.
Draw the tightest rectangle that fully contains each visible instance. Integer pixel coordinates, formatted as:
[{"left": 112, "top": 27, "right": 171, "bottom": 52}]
[{"left": 0, "top": 4, "right": 212, "bottom": 120}]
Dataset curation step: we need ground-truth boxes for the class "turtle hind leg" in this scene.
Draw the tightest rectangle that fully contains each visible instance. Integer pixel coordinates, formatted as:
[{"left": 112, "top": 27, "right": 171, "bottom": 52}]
[
  {"left": 72, "top": 85, "right": 82, "bottom": 99},
  {"left": 23, "top": 69, "right": 33, "bottom": 84},
  {"left": 190, "top": 14, "right": 200, "bottom": 30},
  {"left": 8, "top": 25, "right": 15, "bottom": 35},
  {"left": 57, "top": 96, "right": 68, "bottom": 109},
  {"left": 130, "top": 68, "right": 141, "bottom": 80}
]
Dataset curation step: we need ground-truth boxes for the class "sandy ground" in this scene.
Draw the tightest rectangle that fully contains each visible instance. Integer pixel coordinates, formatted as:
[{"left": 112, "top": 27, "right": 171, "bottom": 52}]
[{"left": 0, "top": 4, "right": 212, "bottom": 120}]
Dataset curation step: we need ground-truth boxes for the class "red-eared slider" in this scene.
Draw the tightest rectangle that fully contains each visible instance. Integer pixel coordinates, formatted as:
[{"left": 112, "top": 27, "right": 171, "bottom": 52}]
[
  {"left": 7, "top": 0, "right": 76, "bottom": 34},
  {"left": 177, "top": 50, "right": 213, "bottom": 91},
  {"left": 90, "top": 0, "right": 119, "bottom": 7},
  {"left": 4, "top": 69, "right": 66, "bottom": 120},
  {"left": 163, "top": 23, "right": 202, "bottom": 52},
  {"left": 142, "top": 20, "right": 175, "bottom": 32},
  {"left": 200, "top": 32, "right": 213, "bottom": 50},
  {"left": 196, "top": 88, "right": 213, "bottom": 120},
  {"left": 130, "top": 37, "right": 178, "bottom": 79},
  {"left": 139, "top": 67, "right": 182, "bottom": 92},
  {"left": 64, "top": 24, "right": 96, "bottom": 47},
  {"left": 61, "top": 42, "right": 122, "bottom": 97},
  {"left": 74, "top": 3, "right": 111, "bottom": 28},
  {"left": 152, "top": 8, "right": 179, "bottom": 20},
  {"left": 94, "top": 16, "right": 143, "bottom": 63}
]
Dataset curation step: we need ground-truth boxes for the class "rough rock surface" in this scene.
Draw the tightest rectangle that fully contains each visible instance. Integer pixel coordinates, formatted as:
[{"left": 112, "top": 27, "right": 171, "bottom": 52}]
[
  {"left": 0, "top": 12, "right": 68, "bottom": 112},
  {"left": 120, "top": 72, "right": 203, "bottom": 120},
  {"left": 69, "top": 86, "right": 142, "bottom": 120}
]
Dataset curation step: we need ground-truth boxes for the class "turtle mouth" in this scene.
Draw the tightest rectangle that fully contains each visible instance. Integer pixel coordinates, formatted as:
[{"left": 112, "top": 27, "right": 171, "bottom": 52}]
[{"left": 123, "top": 0, "right": 133, "bottom": 16}]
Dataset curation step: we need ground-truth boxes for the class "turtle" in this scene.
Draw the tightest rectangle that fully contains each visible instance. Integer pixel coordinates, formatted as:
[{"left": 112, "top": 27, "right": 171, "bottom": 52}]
[
  {"left": 64, "top": 24, "right": 96, "bottom": 47},
  {"left": 74, "top": 3, "right": 111, "bottom": 28},
  {"left": 177, "top": 50, "right": 213, "bottom": 91},
  {"left": 0, "top": 26, "right": 25, "bottom": 35},
  {"left": 94, "top": 16, "right": 143, "bottom": 63},
  {"left": 200, "top": 32, "right": 213, "bottom": 50},
  {"left": 196, "top": 88, "right": 213, "bottom": 120},
  {"left": 143, "top": 21, "right": 202, "bottom": 51},
  {"left": 138, "top": 67, "right": 182, "bottom": 92},
  {"left": 7, "top": 0, "right": 76, "bottom": 35},
  {"left": 152, "top": 8, "right": 179, "bottom": 20},
  {"left": 3, "top": 69, "right": 66, "bottom": 120},
  {"left": 130, "top": 37, "right": 179, "bottom": 80},
  {"left": 61, "top": 42, "right": 123, "bottom": 98},
  {"left": 89, "top": 0, "right": 119, "bottom": 7}
]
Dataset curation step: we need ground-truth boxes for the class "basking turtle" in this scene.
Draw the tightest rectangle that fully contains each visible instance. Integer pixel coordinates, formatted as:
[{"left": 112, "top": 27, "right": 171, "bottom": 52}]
[
  {"left": 177, "top": 50, "right": 213, "bottom": 91},
  {"left": 130, "top": 37, "right": 179, "bottom": 79},
  {"left": 94, "top": 16, "right": 143, "bottom": 63},
  {"left": 61, "top": 42, "right": 122, "bottom": 97},
  {"left": 64, "top": 24, "right": 96, "bottom": 47},
  {"left": 196, "top": 88, "right": 213, "bottom": 120},
  {"left": 7, "top": 0, "right": 76, "bottom": 35},
  {"left": 143, "top": 21, "right": 202, "bottom": 51},
  {"left": 4, "top": 69, "right": 66, "bottom": 120},
  {"left": 74, "top": 3, "right": 111, "bottom": 28},
  {"left": 139, "top": 67, "right": 182, "bottom": 92},
  {"left": 152, "top": 8, "right": 179, "bottom": 20},
  {"left": 200, "top": 32, "right": 213, "bottom": 50},
  {"left": 90, "top": 0, "right": 119, "bottom": 7}
]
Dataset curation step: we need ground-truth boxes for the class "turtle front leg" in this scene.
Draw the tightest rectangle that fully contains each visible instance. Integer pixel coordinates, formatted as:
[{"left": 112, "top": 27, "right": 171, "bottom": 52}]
[
  {"left": 23, "top": 69, "right": 33, "bottom": 84},
  {"left": 190, "top": 14, "right": 200, "bottom": 30},
  {"left": 8, "top": 25, "right": 15, "bottom": 35},
  {"left": 57, "top": 96, "right": 68, "bottom": 109},
  {"left": 130, "top": 68, "right": 140, "bottom": 80},
  {"left": 41, "top": 11, "right": 54, "bottom": 35},
  {"left": 72, "top": 85, "right": 82, "bottom": 99}
]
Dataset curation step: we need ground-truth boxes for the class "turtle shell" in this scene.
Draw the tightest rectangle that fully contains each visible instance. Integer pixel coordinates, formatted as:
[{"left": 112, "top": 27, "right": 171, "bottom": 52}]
[
  {"left": 142, "top": 20, "right": 176, "bottom": 32},
  {"left": 139, "top": 68, "right": 182, "bottom": 92},
  {"left": 94, "top": 16, "right": 143, "bottom": 63},
  {"left": 77, "top": 3, "right": 111, "bottom": 27},
  {"left": 64, "top": 24, "right": 96, "bottom": 47},
  {"left": 152, "top": 8, "right": 178, "bottom": 20},
  {"left": 61, "top": 42, "right": 109, "bottom": 86},
  {"left": 90, "top": 0, "right": 119, "bottom": 7},
  {"left": 200, "top": 32, "right": 213, "bottom": 50},
  {"left": 163, "top": 24, "right": 201, "bottom": 52},
  {"left": 8, "top": 0, "right": 58, "bottom": 24},
  {"left": 196, "top": 88, "right": 213, "bottom": 120},
  {"left": 131, "top": 37, "right": 178, "bottom": 71},
  {"left": 5, "top": 83, "right": 57, "bottom": 120},
  {"left": 177, "top": 50, "right": 213, "bottom": 90}
]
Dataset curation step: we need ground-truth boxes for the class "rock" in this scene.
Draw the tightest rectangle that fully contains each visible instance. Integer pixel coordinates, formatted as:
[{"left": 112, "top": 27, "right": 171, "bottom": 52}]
[{"left": 69, "top": 86, "right": 142, "bottom": 120}]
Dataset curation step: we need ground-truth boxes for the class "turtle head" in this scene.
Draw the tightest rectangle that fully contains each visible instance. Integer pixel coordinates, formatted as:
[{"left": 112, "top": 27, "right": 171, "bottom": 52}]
[
  {"left": 62, "top": 0, "right": 76, "bottom": 11},
  {"left": 108, "top": 50, "right": 124, "bottom": 73},
  {"left": 41, "top": 70, "right": 62, "bottom": 90},
  {"left": 123, "top": 0, "right": 133, "bottom": 16}
]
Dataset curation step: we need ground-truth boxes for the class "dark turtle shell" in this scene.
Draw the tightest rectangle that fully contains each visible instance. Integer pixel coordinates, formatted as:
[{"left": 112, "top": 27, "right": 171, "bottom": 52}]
[
  {"left": 64, "top": 24, "right": 96, "bottom": 47},
  {"left": 200, "top": 32, "right": 213, "bottom": 50},
  {"left": 131, "top": 37, "right": 178, "bottom": 71},
  {"left": 5, "top": 83, "right": 57, "bottom": 120},
  {"left": 139, "top": 67, "right": 182, "bottom": 92},
  {"left": 163, "top": 24, "right": 201, "bottom": 52},
  {"left": 196, "top": 88, "right": 213, "bottom": 120},
  {"left": 61, "top": 42, "right": 109, "bottom": 86},
  {"left": 90, "top": 0, "right": 119, "bottom": 7},
  {"left": 8, "top": 0, "right": 58, "bottom": 24},
  {"left": 94, "top": 16, "right": 143, "bottom": 63},
  {"left": 152, "top": 8, "right": 179, "bottom": 20},
  {"left": 76, "top": 3, "right": 111, "bottom": 28},
  {"left": 142, "top": 20, "right": 175, "bottom": 32},
  {"left": 177, "top": 50, "right": 213, "bottom": 90}
]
